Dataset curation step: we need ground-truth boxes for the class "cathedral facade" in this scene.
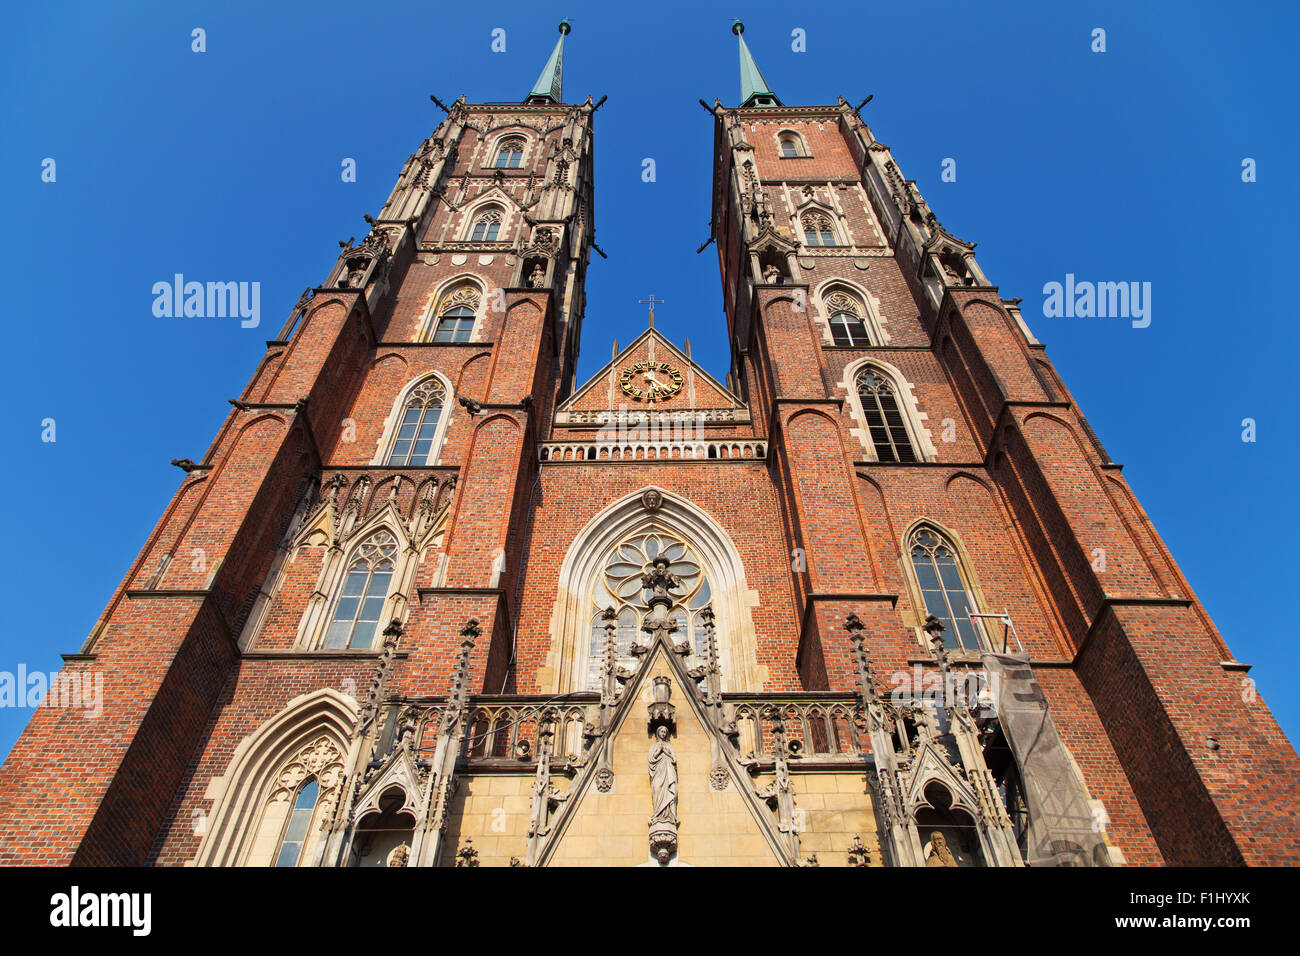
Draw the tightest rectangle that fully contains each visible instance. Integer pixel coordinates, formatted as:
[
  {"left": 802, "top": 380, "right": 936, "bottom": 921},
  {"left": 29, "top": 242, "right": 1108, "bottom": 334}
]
[{"left": 1, "top": 22, "right": 1296, "bottom": 868}]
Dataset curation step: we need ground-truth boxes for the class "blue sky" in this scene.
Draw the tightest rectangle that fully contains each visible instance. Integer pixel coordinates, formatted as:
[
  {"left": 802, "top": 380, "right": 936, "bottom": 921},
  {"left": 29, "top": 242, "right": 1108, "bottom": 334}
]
[{"left": 1, "top": 0, "right": 1296, "bottom": 761}]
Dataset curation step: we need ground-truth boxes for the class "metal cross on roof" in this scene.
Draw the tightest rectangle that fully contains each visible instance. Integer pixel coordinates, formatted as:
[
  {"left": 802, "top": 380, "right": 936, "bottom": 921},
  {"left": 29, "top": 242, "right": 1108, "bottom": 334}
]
[{"left": 638, "top": 293, "right": 666, "bottom": 326}]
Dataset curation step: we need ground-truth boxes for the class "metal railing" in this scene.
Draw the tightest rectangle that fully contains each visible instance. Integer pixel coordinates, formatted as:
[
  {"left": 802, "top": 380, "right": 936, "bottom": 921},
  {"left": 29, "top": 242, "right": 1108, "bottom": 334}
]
[{"left": 967, "top": 610, "right": 1023, "bottom": 655}]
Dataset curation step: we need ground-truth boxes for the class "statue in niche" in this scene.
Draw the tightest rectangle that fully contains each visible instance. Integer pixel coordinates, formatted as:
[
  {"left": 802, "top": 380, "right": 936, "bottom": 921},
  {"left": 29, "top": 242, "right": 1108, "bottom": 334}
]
[
  {"left": 528, "top": 263, "right": 546, "bottom": 287},
  {"left": 392, "top": 721, "right": 416, "bottom": 756},
  {"left": 647, "top": 724, "right": 679, "bottom": 863},
  {"left": 762, "top": 264, "right": 781, "bottom": 284},
  {"left": 343, "top": 260, "right": 368, "bottom": 289},
  {"left": 925, "top": 831, "right": 958, "bottom": 867},
  {"left": 386, "top": 842, "right": 410, "bottom": 868}
]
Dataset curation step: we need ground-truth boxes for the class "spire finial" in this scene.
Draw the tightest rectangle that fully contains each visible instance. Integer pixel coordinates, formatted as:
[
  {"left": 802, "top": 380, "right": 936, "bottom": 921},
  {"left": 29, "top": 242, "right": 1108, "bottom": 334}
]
[
  {"left": 732, "top": 21, "right": 782, "bottom": 108},
  {"left": 525, "top": 21, "right": 571, "bottom": 104},
  {"left": 638, "top": 293, "right": 665, "bottom": 328}
]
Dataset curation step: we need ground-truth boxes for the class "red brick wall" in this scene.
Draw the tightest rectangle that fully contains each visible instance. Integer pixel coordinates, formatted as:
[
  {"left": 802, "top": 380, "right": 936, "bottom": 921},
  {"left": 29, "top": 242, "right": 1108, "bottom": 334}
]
[{"left": 716, "top": 104, "right": 1300, "bottom": 866}]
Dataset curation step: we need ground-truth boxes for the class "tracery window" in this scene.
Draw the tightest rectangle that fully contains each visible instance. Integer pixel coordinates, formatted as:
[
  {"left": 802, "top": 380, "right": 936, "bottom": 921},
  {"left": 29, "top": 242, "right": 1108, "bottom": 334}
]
[
  {"left": 909, "top": 527, "right": 980, "bottom": 651},
  {"left": 494, "top": 137, "right": 525, "bottom": 168},
  {"left": 386, "top": 379, "right": 446, "bottom": 466},
  {"left": 856, "top": 367, "right": 917, "bottom": 462},
  {"left": 470, "top": 208, "right": 503, "bottom": 242},
  {"left": 779, "top": 134, "right": 804, "bottom": 158},
  {"left": 274, "top": 779, "right": 319, "bottom": 867},
  {"left": 191, "top": 698, "right": 353, "bottom": 867},
  {"left": 824, "top": 292, "right": 871, "bottom": 347},
  {"left": 802, "top": 212, "right": 836, "bottom": 246},
  {"left": 585, "top": 531, "right": 716, "bottom": 691},
  {"left": 426, "top": 285, "right": 479, "bottom": 344},
  {"left": 325, "top": 532, "right": 397, "bottom": 649}
]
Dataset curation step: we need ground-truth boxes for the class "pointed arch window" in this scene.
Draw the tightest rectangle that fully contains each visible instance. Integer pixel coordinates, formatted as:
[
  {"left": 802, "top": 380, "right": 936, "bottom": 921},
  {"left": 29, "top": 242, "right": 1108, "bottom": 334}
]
[
  {"left": 427, "top": 286, "right": 480, "bottom": 344},
  {"left": 585, "top": 531, "right": 716, "bottom": 691},
  {"left": 470, "top": 208, "right": 503, "bottom": 242},
  {"left": 824, "top": 292, "right": 871, "bottom": 347},
  {"left": 802, "top": 212, "right": 837, "bottom": 246},
  {"left": 274, "top": 779, "right": 319, "bottom": 867},
  {"left": 325, "top": 532, "right": 397, "bottom": 649},
  {"left": 856, "top": 367, "right": 917, "bottom": 462},
  {"left": 192, "top": 701, "right": 352, "bottom": 866},
  {"left": 909, "top": 527, "right": 980, "bottom": 651},
  {"left": 779, "top": 134, "right": 805, "bottom": 158},
  {"left": 494, "top": 137, "right": 525, "bottom": 168},
  {"left": 387, "top": 380, "right": 446, "bottom": 466}
]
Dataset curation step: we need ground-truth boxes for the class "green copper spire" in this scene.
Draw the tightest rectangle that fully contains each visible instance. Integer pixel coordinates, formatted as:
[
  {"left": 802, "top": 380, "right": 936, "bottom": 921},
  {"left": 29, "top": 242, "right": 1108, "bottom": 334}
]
[
  {"left": 525, "top": 20, "right": 570, "bottom": 105},
  {"left": 733, "top": 22, "right": 781, "bottom": 108}
]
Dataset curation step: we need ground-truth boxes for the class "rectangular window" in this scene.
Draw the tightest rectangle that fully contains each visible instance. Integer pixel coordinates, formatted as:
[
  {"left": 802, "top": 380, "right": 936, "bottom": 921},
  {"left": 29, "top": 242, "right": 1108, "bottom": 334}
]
[{"left": 433, "top": 317, "right": 474, "bottom": 343}]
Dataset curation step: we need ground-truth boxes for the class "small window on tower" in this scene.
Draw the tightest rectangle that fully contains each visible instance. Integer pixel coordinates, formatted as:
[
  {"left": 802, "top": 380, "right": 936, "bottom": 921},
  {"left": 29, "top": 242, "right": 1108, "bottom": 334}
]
[
  {"left": 494, "top": 138, "right": 525, "bottom": 169},
  {"left": 470, "top": 208, "right": 503, "bottom": 242},
  {"left": 908, "top": 527, "right": 981, "bottom": 652},
  {"left": 387, "top": 379, "right": 447, "bottom": 466},
  {"left": 824, "top": 291, "right": 871, "bottom": 347},
  {"left": 324, "top": 532, "right": 398, "bottom": 649},
  {"left": 434, "top": 305, "right": 475, "bottom": 343},
  {"left": 856, "top": 367, "right": 917, "bottom": 463},
  {"left": 802, "top": 213, "right": 837, "bottom": 246},
  {"left": 830, "top": 311, "right": 870, "bottom": 347},
  {"left": 778, "top": 130, "right": 807, "bottom": 157}
]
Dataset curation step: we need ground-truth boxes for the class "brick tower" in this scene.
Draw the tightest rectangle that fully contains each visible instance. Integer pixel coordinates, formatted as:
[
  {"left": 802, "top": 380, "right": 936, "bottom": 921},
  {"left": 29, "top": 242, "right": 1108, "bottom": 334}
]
[{"left": 0, "top": 22, "right": 1295, "bottom": 868}]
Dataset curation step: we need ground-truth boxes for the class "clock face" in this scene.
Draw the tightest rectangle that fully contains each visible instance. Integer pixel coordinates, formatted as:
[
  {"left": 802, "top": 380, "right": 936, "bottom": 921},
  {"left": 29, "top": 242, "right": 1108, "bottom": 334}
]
[{"left": 619, "top": 360, "right": 684, "bottom": 403}]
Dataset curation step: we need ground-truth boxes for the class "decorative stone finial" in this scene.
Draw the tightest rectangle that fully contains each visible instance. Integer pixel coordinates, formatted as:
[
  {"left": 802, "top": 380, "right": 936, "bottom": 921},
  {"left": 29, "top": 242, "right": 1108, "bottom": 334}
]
[{"left": 648, "top": 675, "right": 676, "bottom": 731}]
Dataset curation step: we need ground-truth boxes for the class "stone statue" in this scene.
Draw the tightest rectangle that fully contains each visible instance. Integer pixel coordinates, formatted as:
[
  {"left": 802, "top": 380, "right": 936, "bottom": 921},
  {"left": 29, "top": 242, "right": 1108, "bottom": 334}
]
[
  {"left": 925, "top": 831, "right": 958, "bottom": 867},
  {"left": 648, "top": 724, "right": 679, "bottom": 863},
  {"left": 343, "top": 261, "right": 367, "bottom": 289},
  {"left": 528, "top": 263, "right": 545, "bottom": 287},
  {"left": 387, "top": 841, "right": 410, "bottom": 867},
  {"left": 641, "top": 557, "right": 683, "bottom": 606},
  {"left": 393, "top": 721, "right": 416, "bottom": 755},
  {"left": 648, "top": 725, "right": 678, "bottom": 826},
  {"left": 762, "top": 264, "right": 781, "bottom": 284}
]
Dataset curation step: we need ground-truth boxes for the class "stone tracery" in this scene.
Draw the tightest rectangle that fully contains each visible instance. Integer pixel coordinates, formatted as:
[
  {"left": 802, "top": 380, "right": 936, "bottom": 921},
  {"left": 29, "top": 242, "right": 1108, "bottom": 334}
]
[{"left": 585, "top": 530, "right": 717, "bottom": 691}]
